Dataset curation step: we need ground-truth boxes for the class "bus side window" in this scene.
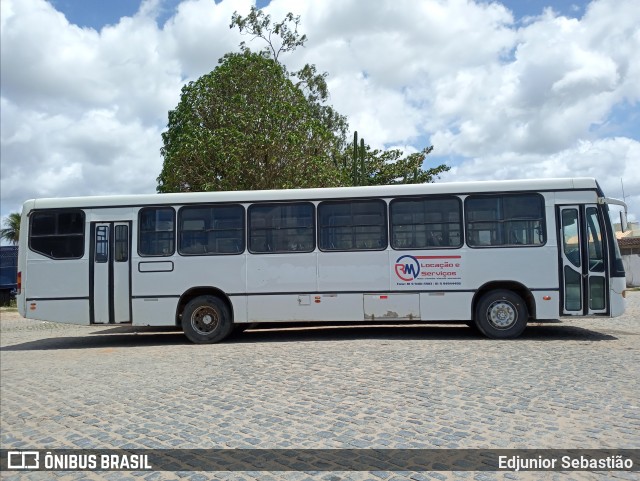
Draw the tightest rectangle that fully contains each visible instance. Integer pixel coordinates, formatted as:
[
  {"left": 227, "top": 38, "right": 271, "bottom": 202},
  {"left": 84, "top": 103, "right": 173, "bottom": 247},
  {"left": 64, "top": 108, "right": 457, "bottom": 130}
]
[
  {"left": 319, "top": 200, "right": 387, "bottom": 251},
  {"left": 178, "top": 205, "right": 244, "bottom": 255},
  {"left": 29, "top": 210, "right": 85, "bottom": 259},
  {"left": 390, "top": 197, "right": 462, "bottom": 250},
  {"left": 248, "top": 203, "right": 314, "bottom": 254},
  {"left": 139, "top": 207, "right": 175, "bottom": 256},
  {"left": 465, "top": 194, "right": 545, "bottom": 247}
]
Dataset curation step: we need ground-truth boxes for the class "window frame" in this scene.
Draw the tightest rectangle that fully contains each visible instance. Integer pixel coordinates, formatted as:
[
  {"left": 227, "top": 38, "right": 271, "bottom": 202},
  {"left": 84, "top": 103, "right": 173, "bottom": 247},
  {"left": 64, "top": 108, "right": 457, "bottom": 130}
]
[
  {"left": 389, "top": 195, "right": 463, "bottom": 250},
  {"left": 138, "top": 207, "right": 176, "bottom": 257},
  {"left": 177, "top": 203, "right": 246, "bottom": 256},
  {"left": 464, "top": 193, "right": 546, "bottom": 248},
  {"left": 28, "top": 209, "right": 86, "bottom": 260},
  {"left": 114, "top": 224, "right": 129, "bottom": 262},
  {"left": 561, "top": 208, "right": 581, "bottom": 268},
  {"left": 95, "top": 225, "right": 109, "bottom": 263},
  {"left": 248, "top": 202, "right": 316, "bottom": 255},
  {"left": 317, "top": 199, "right": 388, "bottom": 252},
  {"left": 585, "top": 206, "right": 605, "bottom": 274}
]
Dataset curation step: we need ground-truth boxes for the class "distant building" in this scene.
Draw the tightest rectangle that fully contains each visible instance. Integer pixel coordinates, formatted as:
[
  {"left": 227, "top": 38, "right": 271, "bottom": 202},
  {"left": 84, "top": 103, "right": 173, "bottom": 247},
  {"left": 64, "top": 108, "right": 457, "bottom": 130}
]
[{"left": 615, "top": 222, "right": 640, "bottom": 287}]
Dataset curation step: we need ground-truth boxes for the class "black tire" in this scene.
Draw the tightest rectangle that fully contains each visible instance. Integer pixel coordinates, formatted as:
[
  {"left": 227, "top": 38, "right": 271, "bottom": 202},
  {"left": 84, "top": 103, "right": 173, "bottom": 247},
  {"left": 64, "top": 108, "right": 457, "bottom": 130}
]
[
  {"left": 474, "top": 289, "right": 528, "bottom": 339},
  {"left": 182, "top": 295, "right": 232, "bottom": 344}
]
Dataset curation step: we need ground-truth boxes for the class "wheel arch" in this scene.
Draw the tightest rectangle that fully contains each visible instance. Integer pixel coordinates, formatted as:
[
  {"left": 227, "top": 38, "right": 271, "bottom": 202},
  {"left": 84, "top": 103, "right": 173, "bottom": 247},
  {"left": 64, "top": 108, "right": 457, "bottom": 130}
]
[
  {"left": 472, "top": 281, "right": 536, "bottom": 321},
  {"left": 175, "top": 286, "right": 234, "bottom": 326}
]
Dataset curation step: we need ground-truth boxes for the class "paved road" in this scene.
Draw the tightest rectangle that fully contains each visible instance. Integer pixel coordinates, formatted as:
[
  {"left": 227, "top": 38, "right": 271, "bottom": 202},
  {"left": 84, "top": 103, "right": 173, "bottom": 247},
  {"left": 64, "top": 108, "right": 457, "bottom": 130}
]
[{"left": 1, "top": 293, "right": 639, "bottom": 481}]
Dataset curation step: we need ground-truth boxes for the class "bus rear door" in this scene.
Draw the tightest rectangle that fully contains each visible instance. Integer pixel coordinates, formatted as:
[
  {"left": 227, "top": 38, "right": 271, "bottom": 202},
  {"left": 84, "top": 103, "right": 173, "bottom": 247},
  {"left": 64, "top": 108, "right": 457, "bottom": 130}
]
[{"left": 91, "top": 222, "right": 131, "bottom": 324}]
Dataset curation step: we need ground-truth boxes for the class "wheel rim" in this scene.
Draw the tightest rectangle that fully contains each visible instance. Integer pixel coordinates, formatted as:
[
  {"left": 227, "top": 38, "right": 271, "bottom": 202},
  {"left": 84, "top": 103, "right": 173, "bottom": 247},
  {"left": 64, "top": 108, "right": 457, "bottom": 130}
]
[
  {"left": 191, "top": 306, "right": 220, "bottom": 335},
  {"left": 486, "top": 300, "right": 517, "bottom": 330}
]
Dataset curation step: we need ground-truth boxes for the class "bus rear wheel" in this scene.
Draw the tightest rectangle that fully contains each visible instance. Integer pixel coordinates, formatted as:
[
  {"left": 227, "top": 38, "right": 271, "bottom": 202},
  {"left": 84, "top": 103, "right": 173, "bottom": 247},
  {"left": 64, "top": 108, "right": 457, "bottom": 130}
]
[
  {"left": 182, "top": 295, "right": 232, "bottom": 344},
  {"left": 474, "top": 289, "right": 528, "bottom": 339}
]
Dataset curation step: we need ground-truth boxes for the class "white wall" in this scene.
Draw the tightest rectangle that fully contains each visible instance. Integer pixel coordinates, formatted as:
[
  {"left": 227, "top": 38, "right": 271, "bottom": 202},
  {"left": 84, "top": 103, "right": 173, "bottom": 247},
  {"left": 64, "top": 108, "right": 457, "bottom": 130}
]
[{"left": 623, "top": 254, "right": 640, "bottom": 287}]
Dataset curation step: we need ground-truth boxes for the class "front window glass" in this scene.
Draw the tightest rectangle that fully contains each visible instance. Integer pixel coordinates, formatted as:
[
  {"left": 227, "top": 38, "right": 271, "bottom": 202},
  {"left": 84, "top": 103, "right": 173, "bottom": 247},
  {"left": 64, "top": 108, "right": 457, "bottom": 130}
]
[
  {"left": 562, "top": 209, "right": 581, "bottom": 268},
  {"left": 586, "top": 207, "right": 604, "bottom": 273}
]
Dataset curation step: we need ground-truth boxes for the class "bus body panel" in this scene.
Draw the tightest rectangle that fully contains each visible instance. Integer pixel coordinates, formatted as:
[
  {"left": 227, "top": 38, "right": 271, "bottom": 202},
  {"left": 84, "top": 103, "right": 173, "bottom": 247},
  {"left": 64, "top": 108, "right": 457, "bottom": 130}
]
[
  {"left": 463, "top": 248, "right": 558, "bottom": 290},
  {"left": 552, "top": 189, "right": 599, "bottom": 206},
  {"left": 132, "top": 255, "right": 246, "bottom": 297},
  {"left": 17, "top": 177, "right": 601, "bottom": 211},
  {"left": 22, "top": 254, "right": 89, "bottom": 325},
  {"left": 230, "top": 296, "right": 248, "bottom": 324},
  {"left": 364, "top": 293, "right": 420, "bottom": 320},
  {"left": 17, "top": 200, "right": 35, "bottom": 318},
  {"left": 317, "top": 251, "right": 389, "bottom": 292},
  {"left": 532, "top": 290, "right": 561, "bottom": 319},
  {"left": 16, "top": 178, "right": 627, "bottom": 337},
  {"left": 419, "top": 291, "right": 474, "bottom": 320},
  {"left": 86, "top": 207, "right": 136, "bottom": 223},
  {"left": 610, "top": 277, "right": 626, "bottom": 317},
  {"left": 19, "top": 212, "right": 89, "bottom": 325},
  {"left": 23, "top": 299, "right": 90, "bottom": 325},
  {"left": 24, "top": 257, "right": 89, "bottom": 298},
  {"left": 247, "top": 293, "right": 366, "bottom": 322},
  {"left": 246, "top": 252, "right": 317, "bottom": 293},
  {"left": 131, "top": 297, "right": 178, "bottom": 326}
]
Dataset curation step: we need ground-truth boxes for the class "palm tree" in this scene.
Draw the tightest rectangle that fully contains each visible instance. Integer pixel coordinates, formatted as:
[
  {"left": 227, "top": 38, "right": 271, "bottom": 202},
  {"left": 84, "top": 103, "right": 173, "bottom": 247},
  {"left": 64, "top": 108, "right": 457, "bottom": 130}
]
[{"left": 1, "top": 212, "right": 21, "bottom": 245}]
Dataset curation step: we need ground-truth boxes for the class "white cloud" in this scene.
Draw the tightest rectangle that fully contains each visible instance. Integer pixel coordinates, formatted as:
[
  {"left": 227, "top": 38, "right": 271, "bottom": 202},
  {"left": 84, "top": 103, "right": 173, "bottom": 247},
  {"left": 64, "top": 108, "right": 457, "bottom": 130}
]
[
  {"left": 442, "top": 136, "right": 640, "bottom": 220},
  {"left": 162, "top": 0, "right": 250, "bottom": 80},
  {"left": 1, "top": 97, "right": 163, "bottom": 203},
  {"left": 1, "top": 0, "right": 639, "bottom": 224},
  {"left": 427, "top": 2, "right": 640, "bottom": 158}
]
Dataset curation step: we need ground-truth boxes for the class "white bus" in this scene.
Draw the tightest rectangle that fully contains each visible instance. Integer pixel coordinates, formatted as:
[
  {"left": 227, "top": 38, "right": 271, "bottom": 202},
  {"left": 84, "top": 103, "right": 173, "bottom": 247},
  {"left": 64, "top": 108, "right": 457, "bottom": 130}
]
[{"left": 17, "top": 178, "right": 627, "bottom": 343}]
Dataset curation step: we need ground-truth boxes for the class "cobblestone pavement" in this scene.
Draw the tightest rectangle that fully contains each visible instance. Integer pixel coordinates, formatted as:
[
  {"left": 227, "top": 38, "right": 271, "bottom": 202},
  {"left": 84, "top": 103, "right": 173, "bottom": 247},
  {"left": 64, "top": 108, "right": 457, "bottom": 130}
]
[{"left": 1, "top": 293, "right": 639, "bottom": 481}]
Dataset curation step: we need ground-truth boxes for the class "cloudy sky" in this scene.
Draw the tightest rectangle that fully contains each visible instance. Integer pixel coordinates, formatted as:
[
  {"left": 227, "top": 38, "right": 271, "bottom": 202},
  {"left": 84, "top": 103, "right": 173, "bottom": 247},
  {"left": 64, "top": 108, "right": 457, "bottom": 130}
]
[{"left": 1, "top": 0, "right": 639, "bottom": 232}]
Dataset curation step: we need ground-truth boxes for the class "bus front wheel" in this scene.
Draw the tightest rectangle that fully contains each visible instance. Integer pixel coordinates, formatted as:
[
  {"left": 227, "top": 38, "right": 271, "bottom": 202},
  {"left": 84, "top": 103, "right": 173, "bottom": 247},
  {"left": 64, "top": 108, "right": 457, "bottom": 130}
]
[
  {"left": 474, "top": 290, "right": 528, "bottom": 339},
  {"left": 182, "top": 295, "right": 232, "bottom": 344}
]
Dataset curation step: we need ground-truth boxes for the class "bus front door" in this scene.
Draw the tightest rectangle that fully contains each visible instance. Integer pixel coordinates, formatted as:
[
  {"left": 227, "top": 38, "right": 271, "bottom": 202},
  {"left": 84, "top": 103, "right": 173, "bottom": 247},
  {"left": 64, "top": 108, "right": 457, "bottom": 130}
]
[
  {"left": 559, "top": 205, "right": 608, "bottom": 316},
  {"left": 91, "top": 222, "right": 132, "bottom": 324}
]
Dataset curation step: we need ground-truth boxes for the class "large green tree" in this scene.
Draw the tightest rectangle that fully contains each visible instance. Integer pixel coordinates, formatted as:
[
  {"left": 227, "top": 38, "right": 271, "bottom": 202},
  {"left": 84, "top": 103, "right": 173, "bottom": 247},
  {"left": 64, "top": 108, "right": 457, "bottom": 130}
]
[
  {"left": 157, "top": 51, "right": 343, "bottom": 192},
  {"left": 158, "top": 7, "right": 448, "bottom": 193},
  {"left": 158, "top": 8, "right": 347, "bottom": 193}
]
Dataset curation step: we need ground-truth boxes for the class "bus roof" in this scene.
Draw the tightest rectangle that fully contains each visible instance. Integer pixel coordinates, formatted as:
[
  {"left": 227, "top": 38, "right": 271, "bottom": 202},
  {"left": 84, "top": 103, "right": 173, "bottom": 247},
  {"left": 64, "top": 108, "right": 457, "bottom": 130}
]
[{"left": 24, "top": 177, "right": 601, "bottom": 211}]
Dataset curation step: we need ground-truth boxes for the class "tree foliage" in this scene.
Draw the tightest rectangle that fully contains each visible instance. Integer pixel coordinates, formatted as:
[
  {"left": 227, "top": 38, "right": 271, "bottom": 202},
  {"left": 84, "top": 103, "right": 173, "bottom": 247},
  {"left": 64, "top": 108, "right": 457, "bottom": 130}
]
[
  {"left": 231, "top": 8, "right": 307, "bottom": 64},
  {"left": 231, "top": 7, "right": 349, "bottom": 170},
  {"left": 158, "top": 7, "right": 448, "bottom": 193},
  {"left": 341, "top": 142, "right": 450, "bottom": 186},
  {"left": 157, "top": 52, "right": 343, "bottom": 192},
  {"left": 0, "top": 212, "right": 21, "bottom": 245}
]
